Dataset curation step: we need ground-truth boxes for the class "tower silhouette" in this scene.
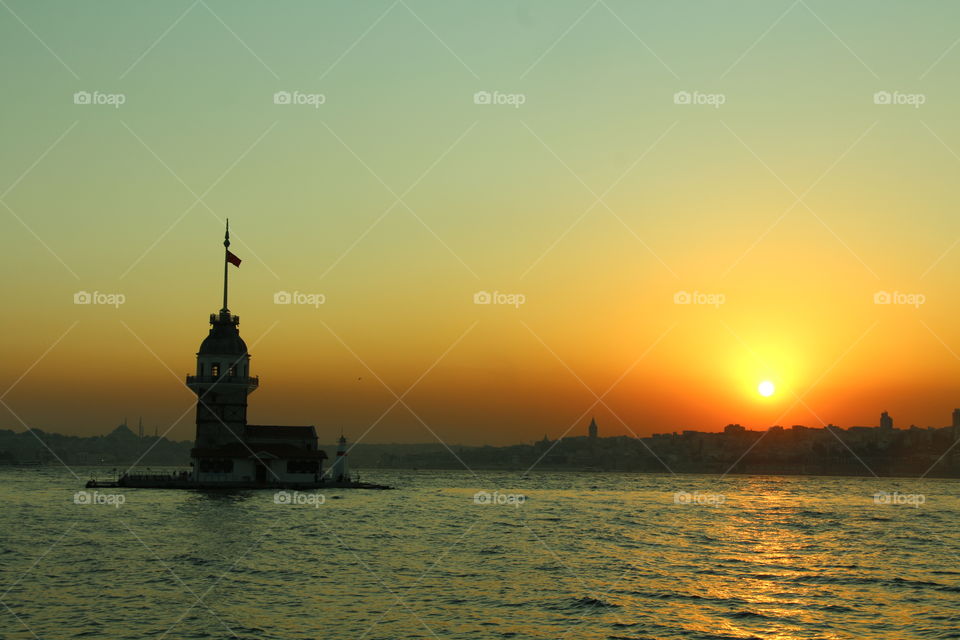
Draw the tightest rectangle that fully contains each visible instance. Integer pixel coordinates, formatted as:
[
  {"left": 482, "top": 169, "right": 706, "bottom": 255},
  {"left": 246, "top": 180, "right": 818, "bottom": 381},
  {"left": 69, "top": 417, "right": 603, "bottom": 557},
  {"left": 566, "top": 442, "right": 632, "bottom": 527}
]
[{"left": 186, "top": 220, "right": 258, "bottom": 450}]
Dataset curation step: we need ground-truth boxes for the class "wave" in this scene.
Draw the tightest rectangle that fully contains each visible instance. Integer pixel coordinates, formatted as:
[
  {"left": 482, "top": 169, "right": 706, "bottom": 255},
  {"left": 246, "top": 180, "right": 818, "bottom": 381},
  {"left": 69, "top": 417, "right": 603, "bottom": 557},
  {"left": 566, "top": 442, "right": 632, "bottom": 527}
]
[{"left": 569, "top": 596, "right": 619, "bottom": 609}]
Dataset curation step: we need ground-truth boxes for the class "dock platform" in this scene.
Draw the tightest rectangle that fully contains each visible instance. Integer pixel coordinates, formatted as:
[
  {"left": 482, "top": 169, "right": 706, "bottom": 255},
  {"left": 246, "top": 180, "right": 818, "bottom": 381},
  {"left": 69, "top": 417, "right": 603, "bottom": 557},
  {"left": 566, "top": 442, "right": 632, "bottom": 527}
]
[{"left": 85, "top": 474, "right": 392, "bottom": 490}]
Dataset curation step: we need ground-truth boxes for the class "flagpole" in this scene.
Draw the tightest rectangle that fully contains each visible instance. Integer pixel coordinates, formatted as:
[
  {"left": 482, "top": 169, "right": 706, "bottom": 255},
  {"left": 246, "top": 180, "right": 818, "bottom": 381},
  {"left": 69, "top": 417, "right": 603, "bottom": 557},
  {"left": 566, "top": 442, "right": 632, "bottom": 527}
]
[{"left": 222, "top": 219, "right": 230, "bottom": 313}]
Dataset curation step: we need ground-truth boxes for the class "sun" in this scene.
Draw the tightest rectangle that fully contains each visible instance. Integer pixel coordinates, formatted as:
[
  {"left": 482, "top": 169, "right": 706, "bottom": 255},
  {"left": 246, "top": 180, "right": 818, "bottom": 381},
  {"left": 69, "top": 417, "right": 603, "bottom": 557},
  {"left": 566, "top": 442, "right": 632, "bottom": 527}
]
[{"left": 758, "top": 380, "right": 775, "bottom": 397}]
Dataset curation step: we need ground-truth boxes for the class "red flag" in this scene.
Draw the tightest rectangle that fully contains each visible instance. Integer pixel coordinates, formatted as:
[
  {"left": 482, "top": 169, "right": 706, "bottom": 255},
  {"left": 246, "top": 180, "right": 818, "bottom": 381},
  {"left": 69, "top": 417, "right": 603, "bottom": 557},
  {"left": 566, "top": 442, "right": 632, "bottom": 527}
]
[{"left": 226, "top": 250, "right": 241, "bottom": 267}]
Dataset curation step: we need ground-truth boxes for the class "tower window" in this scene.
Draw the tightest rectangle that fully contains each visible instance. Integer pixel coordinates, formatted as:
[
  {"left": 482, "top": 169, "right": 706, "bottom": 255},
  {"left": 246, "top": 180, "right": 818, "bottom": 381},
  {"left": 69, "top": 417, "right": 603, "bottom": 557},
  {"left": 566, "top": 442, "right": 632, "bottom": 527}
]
[
  {"left": 211, "top": 363, "right": 220, "bottom": 377},
  {"left": 228, "top": 365, "right": 236, "bottom": 377}
]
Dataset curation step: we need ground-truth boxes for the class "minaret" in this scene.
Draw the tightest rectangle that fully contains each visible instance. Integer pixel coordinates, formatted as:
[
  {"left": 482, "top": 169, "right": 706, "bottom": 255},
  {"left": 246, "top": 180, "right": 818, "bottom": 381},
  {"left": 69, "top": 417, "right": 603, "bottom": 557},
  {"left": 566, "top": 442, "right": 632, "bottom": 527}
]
[
  {"left": 186, "top": 220, "right": 258, "bottom": 454},
  {"left": 588, "top": 417, "right": 598, "bottom": 439}
]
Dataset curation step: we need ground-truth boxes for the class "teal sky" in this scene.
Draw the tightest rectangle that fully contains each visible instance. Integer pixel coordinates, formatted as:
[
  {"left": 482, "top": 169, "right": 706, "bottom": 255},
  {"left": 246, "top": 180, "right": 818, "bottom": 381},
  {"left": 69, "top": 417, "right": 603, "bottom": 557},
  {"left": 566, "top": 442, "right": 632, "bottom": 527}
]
[{"left": 3, "top": 1, "right": 960, "bottom": 444}]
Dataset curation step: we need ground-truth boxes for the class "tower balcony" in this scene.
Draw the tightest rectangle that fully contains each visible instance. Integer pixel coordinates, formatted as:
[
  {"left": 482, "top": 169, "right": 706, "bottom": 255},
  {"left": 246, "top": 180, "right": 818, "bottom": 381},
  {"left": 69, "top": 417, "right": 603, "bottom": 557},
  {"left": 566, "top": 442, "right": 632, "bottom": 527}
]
[
  {"left": 211, "top": 312, "right": 240, "bottom": 326},
  {"left": 186, "top": 374, "right": 259, "bottom": 393}
]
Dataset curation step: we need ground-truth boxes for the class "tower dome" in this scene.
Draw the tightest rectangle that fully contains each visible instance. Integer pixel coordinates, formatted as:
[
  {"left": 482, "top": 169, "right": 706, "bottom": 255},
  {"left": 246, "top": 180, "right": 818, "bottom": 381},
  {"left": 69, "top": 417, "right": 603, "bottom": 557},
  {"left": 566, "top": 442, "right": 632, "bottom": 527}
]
[{"left": 198, "top": 312, "right": 248, "bottom": 356}]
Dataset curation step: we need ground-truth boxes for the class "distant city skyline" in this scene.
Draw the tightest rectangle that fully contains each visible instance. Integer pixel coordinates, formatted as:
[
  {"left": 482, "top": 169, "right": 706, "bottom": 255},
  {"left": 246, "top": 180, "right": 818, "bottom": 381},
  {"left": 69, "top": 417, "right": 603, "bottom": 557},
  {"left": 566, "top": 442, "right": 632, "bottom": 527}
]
[{"left": 12, "top": 406, "right": 960, "bottom": 450}]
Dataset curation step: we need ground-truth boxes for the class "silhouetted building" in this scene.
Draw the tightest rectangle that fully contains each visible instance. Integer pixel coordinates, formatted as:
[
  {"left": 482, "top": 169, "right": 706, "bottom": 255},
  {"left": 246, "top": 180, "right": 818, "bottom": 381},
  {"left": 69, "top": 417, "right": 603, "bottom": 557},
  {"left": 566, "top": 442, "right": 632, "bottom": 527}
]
[
  {"left": 588, "top": 417, "right": 598, "bottom": 439},
  {"left": 880, "top": 411, "right": 893, "bottom": 430}
]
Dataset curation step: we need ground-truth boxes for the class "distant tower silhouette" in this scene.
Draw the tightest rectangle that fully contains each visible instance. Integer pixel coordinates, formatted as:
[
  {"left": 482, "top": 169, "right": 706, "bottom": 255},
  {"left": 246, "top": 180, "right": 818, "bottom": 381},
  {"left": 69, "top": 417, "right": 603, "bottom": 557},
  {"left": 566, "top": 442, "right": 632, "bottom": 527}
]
[
  {"left": 588, "top": 417, "right": 598, "bottom": 439},
  {"left": 535, "top": 434, "right": 551, "bottom": 451},
  {"left": 186, "top": 220, "right": 258, "bottom": 450},
  {"left": 330, "top": 432, "right": 349, "bottom": 482},
  {"left": 880, "top": 411, "right": 893, "bottom": 430}
]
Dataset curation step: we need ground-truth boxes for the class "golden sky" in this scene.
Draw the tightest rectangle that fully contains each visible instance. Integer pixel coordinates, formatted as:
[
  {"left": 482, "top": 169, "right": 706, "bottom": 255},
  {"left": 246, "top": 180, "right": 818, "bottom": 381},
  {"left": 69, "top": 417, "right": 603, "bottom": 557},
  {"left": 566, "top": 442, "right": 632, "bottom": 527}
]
[{"left": 2, "top": 1, "right": 960, "bottom": 444}]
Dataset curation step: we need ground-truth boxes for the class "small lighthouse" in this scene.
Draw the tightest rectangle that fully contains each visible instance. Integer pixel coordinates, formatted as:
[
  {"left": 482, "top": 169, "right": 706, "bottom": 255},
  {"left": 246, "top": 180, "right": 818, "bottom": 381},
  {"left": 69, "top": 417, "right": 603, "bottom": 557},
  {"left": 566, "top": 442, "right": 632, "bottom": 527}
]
[{"left": 330, "top": 433, "right": 350, "bottom": 483}]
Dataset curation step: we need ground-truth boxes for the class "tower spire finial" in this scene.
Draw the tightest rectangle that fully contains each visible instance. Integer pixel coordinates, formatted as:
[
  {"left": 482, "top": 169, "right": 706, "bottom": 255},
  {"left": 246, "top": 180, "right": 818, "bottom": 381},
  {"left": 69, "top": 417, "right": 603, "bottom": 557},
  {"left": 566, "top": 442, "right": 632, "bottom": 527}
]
[{"left": 222, "top": 218, "right": 230, "bottom": 314}]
